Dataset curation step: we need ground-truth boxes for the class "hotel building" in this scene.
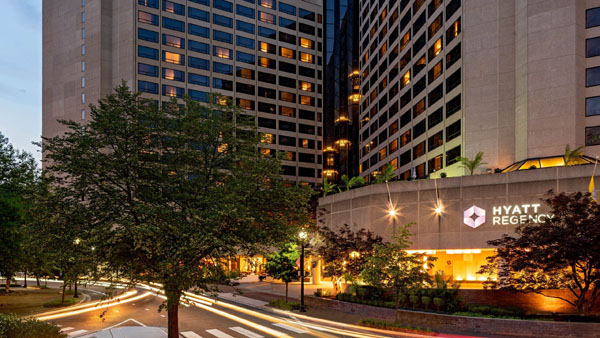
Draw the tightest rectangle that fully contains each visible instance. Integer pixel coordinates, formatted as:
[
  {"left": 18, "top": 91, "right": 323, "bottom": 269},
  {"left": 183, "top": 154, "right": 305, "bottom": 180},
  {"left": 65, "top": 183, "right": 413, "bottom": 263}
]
[{"left": 43, "top": 0, "right": 324, "bottom": 184}]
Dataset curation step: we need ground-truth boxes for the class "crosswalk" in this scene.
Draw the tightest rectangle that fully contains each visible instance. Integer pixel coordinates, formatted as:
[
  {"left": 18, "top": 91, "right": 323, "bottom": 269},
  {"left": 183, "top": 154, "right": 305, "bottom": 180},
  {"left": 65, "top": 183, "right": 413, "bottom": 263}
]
[{"left": 59, "top": 321, "right": 313, "bottom": 338}]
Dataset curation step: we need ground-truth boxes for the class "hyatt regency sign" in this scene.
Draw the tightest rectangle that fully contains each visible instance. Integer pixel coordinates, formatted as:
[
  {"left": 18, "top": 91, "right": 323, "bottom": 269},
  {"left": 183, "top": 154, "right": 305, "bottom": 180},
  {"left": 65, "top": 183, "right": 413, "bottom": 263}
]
[{"left": 463, "top": 204, "right": 554, "bottom": 229}]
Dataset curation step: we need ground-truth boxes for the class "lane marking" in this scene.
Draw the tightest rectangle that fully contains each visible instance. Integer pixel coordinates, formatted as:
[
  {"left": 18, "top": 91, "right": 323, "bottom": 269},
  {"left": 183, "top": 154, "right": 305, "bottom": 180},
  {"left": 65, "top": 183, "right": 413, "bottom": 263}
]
[
  {"left": 181, "top": 332, "right": 203, "bottom": 338},
  {"left": 273, "top": 323, "right": 308, "bottom": 334},
  {"left": 206, "top": 329, "right": 235, "bottom": 338},
  {"left": 61, "top": 327, "right": 74, "bottom": 331},
  {"left": 145, "top": 308, "right": 150, "bottom": 311},
  {"left": 229, "top": 326, "right": 264, "bottom": 338},
  {"left": 160, "top": 314, "right": 166, "bottom": 318},
  {"left": 68, "top": 329, "right": 88, "bottom": 337},
  {"left": 104, "top": 318, "right": 147, "bottom": 330}
]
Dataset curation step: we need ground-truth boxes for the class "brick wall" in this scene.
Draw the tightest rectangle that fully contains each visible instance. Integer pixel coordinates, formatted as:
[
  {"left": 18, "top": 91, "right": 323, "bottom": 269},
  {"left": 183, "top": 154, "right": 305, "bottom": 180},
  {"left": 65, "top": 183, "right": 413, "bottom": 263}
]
[{"left": 305, "top": 296, "right": 600, "bottom": 338}]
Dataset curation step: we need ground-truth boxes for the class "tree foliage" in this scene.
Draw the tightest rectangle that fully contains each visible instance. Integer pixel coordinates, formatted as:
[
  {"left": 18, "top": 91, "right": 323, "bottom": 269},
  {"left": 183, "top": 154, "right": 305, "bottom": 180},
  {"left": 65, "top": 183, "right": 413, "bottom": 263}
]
[
  {"left": 264, "top": 243, "right": 299, "bottom": 302},
  {"left": 322, "top": 177, "right": 336, "bottom": 197},
  {"left": 479, "top": 191, "right": 600, "bottom": 315},
  {"left": 564, "top": 144, "right": 585, "bottom": 166},
  {"left": 456, "top": 152, "right": 486, "bottom": 175},
  {"left": 361, "top": 223, "right": 434, "bottom": 321},
  {"left": 373, "top": 164, "right": 396, "bottom": 184},
  {"left": 315, "top": 224, "right": 382, "bottom": 294},
  {"left": 339, "top": 175, "right": 365, "bottom": 192},
  {"left": 42, "top": 84, "right": 312, "bottom": 337}
]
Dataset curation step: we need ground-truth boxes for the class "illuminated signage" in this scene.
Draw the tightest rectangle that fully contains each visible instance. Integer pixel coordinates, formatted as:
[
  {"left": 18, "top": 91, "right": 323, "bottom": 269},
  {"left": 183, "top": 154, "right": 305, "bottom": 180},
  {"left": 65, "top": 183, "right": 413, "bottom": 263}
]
[{"left": 463, "top": 204, "right": 554, "bottom": 228}]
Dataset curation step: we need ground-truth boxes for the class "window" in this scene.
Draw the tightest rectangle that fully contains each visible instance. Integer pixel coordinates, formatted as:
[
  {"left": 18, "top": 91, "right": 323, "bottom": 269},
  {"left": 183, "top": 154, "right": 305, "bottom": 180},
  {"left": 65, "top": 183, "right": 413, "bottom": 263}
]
[
  {"left": 400, "top": 130, "right": 411, "bottom": 147},
  {"left": 280, "top": 47, "right": 295, "bottom": 59},
  {"left": 413, "top": 98, "right": 426, "bottom": 118},
  {"left": 400, "top": 150, "right": 411, "bottom": 166},
  {"left": 259, "top": 56, "right": 276, "bottom": 69},
  {"left": 401, "top": 70, "right": 410, "bottom": 88},
  {"left": 258, "top": 87, "right": 276, "bottom": 98},
  {"left": 163, "top": 51, "right": 184, "bottom": 64},
  {"left": 428, "top": 107, "right": 443, "bottom": 129},
  {"left": 213, "top": 78, "right": 233, "bottom": 91},
  {"left": 163, "top": 68, "right": 185, "bottom": 82},
  {"left": 236, "top": 36, "right": 255, "bottom": 49},
  {"left": 299, "top": 138, "right": 314, "bottom": 148},
  {"left": 279, "top": 136, "right": 296, "bottom": 147},
  {"left": 299, "top": 37, "right": 314, "bottom": 49},
  {"left": 446, "top": 145, "right": 461, "bottom": 166},
  {"left": 299, "top": 8, "right": 314, "bottom": 21},
  {"left": 213, "top": 30, "right": 233, "bottom": 43},
  {"left": 188, "top": 56, "right": 209, "bottom": 70},
  {"left": 81, "top": 28, "right": 85, "bottom": 39},
  {"left": 587, "top": 96, "right": 600, "bottom": 116},
  {"left": 236, "top": 20, "right": 255, "bottom": 33},
  {"left": 139, "top": 0, "right": 158, "bottom": 8},
  {"left": 428, "top": 84, "right": 443, "bottom": 105},
  {"left": 259, "top": 102, "right": 276, "bottom": 114},
  {"left": 299, "top": 152, "right": 315, "bottom": 162},
  {"left": 429, "top": 14, "right": 442, "bottom": 38},
  {"left": 298, "top": 109, "right": 313, "bottom": 120},
  {"left": 299, "top": 23, "right": 315, "bottom": 35},
  {"left": 188, "top": 40, "right": 209, "bottom": 53},
  {"left": 389, "top": 139, "right": 399, "bottom": 153},
  {"left": 279, "top": 17, "right": 296, "bottom": 30},
  {"left": 162, "top": 34, "right": 184, "bottom": 48},
  {"left": 259, "top": 26, "right": 277, "bottom": 39},
  {"left": 413, "top": 119, "right": 426, "bottom": 138},
  {"left": 446, "top": 94, "right": 461, "bottom": 117},
  {"left": 299, "top": 95, "right": 314, "bottom": 106},
  {"left": 446, "top": 120, "right": 461, "bottom": 141},
  {"left": 428, "top": 61, "right": 443, "bottom": 83},
  {"left": 81, "top": 76, "right": 85, "bottom": 88},
  {"left": 587, "top": 7, "right": 600, "bottom": 28},
  {"left": 299, "top": 81, "right": 313, "bottom": 92},
  {"left": 138, "top": 63, "right": 159, "bottom": 77},
  {"left": 214, "top": 46, "right": 232, "bottom": 59},
  {"left": 279, "top": 32, "right": 296, "bottom": 44},
  {"left": 413, "top": 55, "right": 426, "bottom": 75},
  {"left": 587, "top": 126, "right": 600, "bottom": 145},
  {"left": 162, "top": 17, "right": 185, "bottom": 32},
  {"left": 300, "top": 52, "right": 314, "bottom": 63},
  {"left": 189, "top": 7, "right": 209, "bottom": 22},
  {"left": 189, "top": 89, "right": 209, "bottom": 102},
  {"left": 298, "top": 167, "right": 315, "bottom": 178},
  {"left": 299, "top": 66, "right": 315, "bottom": 78},
  {"left": 279, "top": 121, "right": 296, "bottom": 132},
  {"left": 446, "top": 42, "right": 461, "bottom": 68},
  {"left": 188, "top": 73, "right": 209, "bottom": 86},
  {"left": 188, "top": 23, "right": 209, "bottom": 37},
  {"left": 213, "top": 62, "right": 233, "bottom": 75},
  {"left": 138, "top": 80, "right": 158, "bottom": 94},
  {"left": 379, "top": 147, "right": 387, "bottom": 161},
  {"left": 428, "top": 155, "right": 443, "bottom": 174},
  {"left": 259, "top": 0, "right": 276, "bottom": 9},
  {"left": 163, "top": 85, "right": 184, "bottom": 98},
  {"left": 214, "top": 0, "right": 233, "bottom": 12},
  {"left": 279, "top": 2, "right": 295, "bottom": 15},
  {"left": 259, "top": 117, "right": 276, "bottom": 129},
  {"left": 428, "top": 37, "right": 443, "bottom": 59},
  {"left": 236, "top": 51, "right": 255, "bottom": 64},
  {"left": 163, "top": 0, "right": 184, "bottom": 15},
  {"left": 138, "top": 45, "right": 159, "bottom": 60},
  {"left": 81, "top": 61, "right": 85, "bottom": 72},
  {"left": 280, "top": 91, "right": 296, "bottom": 103},
  {"left": 428, "top": 131, "right": 443, "bottom": 151},
  {"left": 139, "top": 11, "right": 159, "bottom": 25},
  {"left": 259, "top": 41, "right": 276, "bottom": 54},
  {"left": 213, "top": 13, "right": 233, "bottom": 27},
  {"left": 237, "top": 98, "right": 254, "bottom": 110},
  {"left": 81, "top": 11, "right": 85, "bottom": 23},
  {"left": 138, "top": 28, "right": 158, "bottom": 42},
  {"left": 588, "top": 37, "right": 600, "bottom": 58},
  {"left": 236, "top": 82, "right": 255, "bottom": 95},
  {"left": 236, "top": 4, "right": 255, "bottom": 19},
  {"left": 279, "top": 61, "right": 295, "bottom": 73},
  {"left": 447, "top": 18, "right": 461, "bottom": 44},
  {"left": 259, "top": 11, "right": 276, "bottom": 24},
  {"left": 413, "top": 141, "right": 425, "bottom": 159},
  {"left": 446, "top": 68, "right": 461, "bottom": 92},
  {"left": 446, "top": 0, "right": 461, "bottom": 20},
  {"left": 81, "top": 44, "right": 85, "bottom": 55},
  {"left": 81, "top": 109, "right": 85, "bottom": 120},
  {"left": 190, "top": 0, "right": 209, "bottom": 5},
  {"left": 299, "top": 124, "right": 315, "bottom": 135}
]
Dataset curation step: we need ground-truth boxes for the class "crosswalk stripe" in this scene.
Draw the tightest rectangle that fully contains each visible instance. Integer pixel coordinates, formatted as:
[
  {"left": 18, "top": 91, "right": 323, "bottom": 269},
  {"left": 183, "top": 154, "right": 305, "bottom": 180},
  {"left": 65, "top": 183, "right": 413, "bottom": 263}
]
[
  {"left": 206, "top": 329, "right": 235, "bottom": 338},
  {"left": 181, "top": 332, "right": 203, "bottom": 338},
  {"left": 273, "top": 323, "right": 308, "bottom": 334},
  {"left": 61, "top": 327, "right": 74, "bottom": 332},
  {"left": 229, "top": 327, "right": 263, "bottom": 338},
  {"left": 68, "top": 330, "right": 88, "bottom": 337}
]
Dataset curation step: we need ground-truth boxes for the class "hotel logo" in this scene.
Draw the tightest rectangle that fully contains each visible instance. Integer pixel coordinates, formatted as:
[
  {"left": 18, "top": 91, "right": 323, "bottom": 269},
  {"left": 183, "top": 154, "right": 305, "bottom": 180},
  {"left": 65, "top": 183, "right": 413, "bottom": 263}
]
[{"left": 463, "top": 205, "right": 486, "bottom": 229}]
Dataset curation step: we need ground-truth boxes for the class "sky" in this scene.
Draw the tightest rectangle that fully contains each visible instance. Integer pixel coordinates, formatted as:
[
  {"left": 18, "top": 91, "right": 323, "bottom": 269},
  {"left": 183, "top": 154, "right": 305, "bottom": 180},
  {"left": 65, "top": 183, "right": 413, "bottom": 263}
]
[{"left": 0, "top": 0, "right": 42, "bottom": 162}]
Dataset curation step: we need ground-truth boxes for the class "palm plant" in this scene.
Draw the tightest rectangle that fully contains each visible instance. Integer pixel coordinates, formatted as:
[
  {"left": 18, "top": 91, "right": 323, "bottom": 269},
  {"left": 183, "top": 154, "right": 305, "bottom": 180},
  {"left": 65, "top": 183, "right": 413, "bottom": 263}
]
[
  {"left": 373, "top": 165, "right": 396, "bottom": 184},
  {"left": 564, "top": 144, "right": 584, "bottom": 166},
  {"left": 456, "top": 152, "right": 486, "bottom": 175},
  {"left": 339, "top": 175, "right": 365, "bottom": 192},
  {"left": 322, "top": 177, "right": 337, "bottom": 197}
]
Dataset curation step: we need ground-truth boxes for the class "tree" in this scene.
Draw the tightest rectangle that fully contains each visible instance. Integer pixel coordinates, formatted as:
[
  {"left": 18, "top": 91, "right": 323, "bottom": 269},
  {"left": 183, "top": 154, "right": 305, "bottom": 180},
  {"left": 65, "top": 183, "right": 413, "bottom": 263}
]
[
  {"left": 361, "top": 223, "right": 434, "bottom": 321},
  {"left": 373, "top": 164, "right": 396, "bottom": 184},
  {"left": 316, "top": 224, "right": 382, "bottom": 294},
  {"left": 456, "top": 151, "right": 486, "bottom": 175},
  {"left": 479, "top": 191, "right": 600, "bottom": 316},
  {"left": 322, "top": 177, "right": 337, "bottom": 197},
  {"left": 0, "top": 193, "right": 24, "bottom": 293},
  {"left": 339, "top": 175, "right": 365, "bottom": 192},
  {"left": 564, "top": 144, "right": 584, "bottom": 166},
  {"left": 264, "top": 243, "right": 299, "bottom": 302},
  {"left": 43, "top": 84, "right": 312, "bottom": 337}
]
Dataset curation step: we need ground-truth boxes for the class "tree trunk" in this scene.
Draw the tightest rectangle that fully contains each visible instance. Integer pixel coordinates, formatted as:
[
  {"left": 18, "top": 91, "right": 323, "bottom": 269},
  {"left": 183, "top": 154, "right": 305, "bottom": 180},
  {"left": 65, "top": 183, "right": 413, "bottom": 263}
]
[
  {"left": 23, "top": 271, "right": 27, "bottom": 288},
  {"left": 394, "top": 289, "right": 400, "bottom": 322},
  {"left": 5, "top": 277, "right": 10, "bottom": 293},
  {"left": 36, "top": 275, "right": 40, "bottom": 287},
  {"left": 285, "top": 282, "right": 288, "bottom": 303},
  {"left": 74, "top": 279, "right": 78, "bottom": 298},
  {"left": 167, "top": 299, "right": 179, "bottom": 338},
  {"left": 61, "top": 282, "right": 66, "bottom": 304}
]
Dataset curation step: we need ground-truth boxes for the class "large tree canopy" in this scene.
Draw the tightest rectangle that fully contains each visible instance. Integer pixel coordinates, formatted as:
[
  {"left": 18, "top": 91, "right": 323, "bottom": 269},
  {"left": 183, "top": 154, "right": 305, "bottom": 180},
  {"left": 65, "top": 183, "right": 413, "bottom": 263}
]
[
  {"left": 480, "top": 191, "right": 600, "bottom": 315},
  {"left": 43, "top": 84, "right": 313, "bottom": 337}
]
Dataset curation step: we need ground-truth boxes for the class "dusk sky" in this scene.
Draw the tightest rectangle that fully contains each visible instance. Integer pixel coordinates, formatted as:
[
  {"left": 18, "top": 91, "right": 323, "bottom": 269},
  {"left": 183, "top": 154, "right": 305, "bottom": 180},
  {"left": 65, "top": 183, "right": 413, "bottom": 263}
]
[{"left": 0, "top": 0, "right": 42, "bottom": 162}]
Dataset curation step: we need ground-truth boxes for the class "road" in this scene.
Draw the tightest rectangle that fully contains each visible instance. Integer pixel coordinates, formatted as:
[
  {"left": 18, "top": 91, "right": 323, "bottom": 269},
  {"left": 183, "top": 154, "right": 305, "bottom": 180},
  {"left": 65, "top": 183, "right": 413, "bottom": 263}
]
[{"left": 42, "top": 285, "right": 440, "bottom": 338}]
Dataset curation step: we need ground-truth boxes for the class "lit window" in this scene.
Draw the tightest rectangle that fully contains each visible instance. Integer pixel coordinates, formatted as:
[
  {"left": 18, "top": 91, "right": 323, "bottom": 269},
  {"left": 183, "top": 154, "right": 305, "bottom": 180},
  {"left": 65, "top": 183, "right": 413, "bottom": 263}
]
[
  {"left": 401, "top": 70, "right": 411, "bottom": 88},
  {"left": 299, "top": 38, "right": 314, "bottom": 49},
  {"left": 280, "top": 106, "right": 295, "bottom": 117},
  {"left": 163, "top": 34, "right": 183, "bottom": 48},
  {"left": 280, "top": 47, "right": 294, "bottom": 59},
  {"left": 302, "top": 139, "right": 309, "bottom": 148},
  {"left": 401, "top": 31, "right": 410, "bottom": 50},
  {"left": 163, "top": 69, "right": 176, "bottom": 80},
  {"left": 299, "top": 95, "right": 313, "bottom": 106},
  {"left": 238, "top": 98, "right": 253, "bottom": 110},
  {"left": 214, "top": 46, "right": 232, "bottom": 59},
  {"left": 164, "top": 51, "right": 183, "bottom": 64},
  {"left": 430, "top": 37, "right": 443, "bottom": 58},
  {"left": 259, "top": 0, "right": 275, "bottom": 9},
  {"left": 379, "top": 147, "right": 387, "bottom": 161},
  {"left": 299, "top": 52, "right": 314, "bottom": 63},
  {"left": 261, "top": 133, "right": 274, "bottom": 143},
  {"left": 259, "top": 41, "right": 275, "bottom": 53},
  {"left": 299, "top": 81, "right": 313, "bottom": 92},
  {"left": 259, "top": 11, "right": 275, "bottom": 24}
]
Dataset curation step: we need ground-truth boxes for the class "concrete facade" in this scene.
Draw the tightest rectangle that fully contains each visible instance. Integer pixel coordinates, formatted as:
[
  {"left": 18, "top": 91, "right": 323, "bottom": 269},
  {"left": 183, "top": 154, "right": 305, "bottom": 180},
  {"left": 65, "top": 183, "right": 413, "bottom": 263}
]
[
  {"left": 43, "top": 0, "right": 324, "bottom": 184},
  {"left": 357, "top": 0, "right": 600, "bottom": 182}
]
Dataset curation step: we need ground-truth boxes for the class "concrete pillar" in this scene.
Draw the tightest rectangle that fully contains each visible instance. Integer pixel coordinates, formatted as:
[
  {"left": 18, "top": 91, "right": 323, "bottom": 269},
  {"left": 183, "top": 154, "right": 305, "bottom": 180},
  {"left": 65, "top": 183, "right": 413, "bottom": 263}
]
[{"left": 311, "top": 258, "right": 321, "bottom": 285}]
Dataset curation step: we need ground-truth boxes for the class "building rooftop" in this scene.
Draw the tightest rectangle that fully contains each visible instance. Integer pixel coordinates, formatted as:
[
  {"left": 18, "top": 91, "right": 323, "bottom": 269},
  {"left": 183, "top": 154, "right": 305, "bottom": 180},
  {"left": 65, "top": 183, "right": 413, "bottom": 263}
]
[{"left": 501, "top": 155, "right": 596, "bottom": 173}]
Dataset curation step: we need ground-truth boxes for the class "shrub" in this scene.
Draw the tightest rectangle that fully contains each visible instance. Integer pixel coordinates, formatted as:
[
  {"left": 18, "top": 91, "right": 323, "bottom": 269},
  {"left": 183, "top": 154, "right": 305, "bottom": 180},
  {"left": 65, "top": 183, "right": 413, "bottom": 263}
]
[
  {"left": 421, "top": 296, "right": 431, "bottom": 310},
  {"left": 409, "top": 294, "right": 419, "bottom": 309},
  {"left": 43, "top": 298, "right": 79, "bottom": 308},
  {"left": 433, "top": 297, "right": 445, "bottom": 311},
  {"left": 355, "top": 285, "right": 384, "bottom": 301},
  {"left": 268, "top": 299, "right": 302, "bottom": 311},
  {"left": 464, "top": 304, "right": 525, "bottom": 318},
  {"left": 0, "top": 314, "right": 66, "bottom": 338}
]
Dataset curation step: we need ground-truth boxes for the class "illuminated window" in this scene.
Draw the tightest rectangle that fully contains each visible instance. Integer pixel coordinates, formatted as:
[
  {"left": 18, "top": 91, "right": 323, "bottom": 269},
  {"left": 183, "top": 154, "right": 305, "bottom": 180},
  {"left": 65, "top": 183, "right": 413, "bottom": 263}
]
[
  {"left": 299, "top": 81, "right": 313, "bottom": 92},
  {"left": 428, "top": 155, "right": 443, "bottom": 174},
  {"left": 379, "top": 42, "right": 387, "bottom": 56},
  {"left": 400, "top": 31, "right": 410, "bottom": 50},
  {"left": 163, "top": 34, "right": 183, "bottom": 48},
  {"left": 259, "top": 57, "right": 276, "bottom": 69},
  {"left": 259, "top": 0, "right": 275, "bottom": 9},
  {"left": 429, "top": 37, "right": 443, "bottom": 59},
  {"left": 429, "top": 15, "right": 442, "bottom": 38},
  {"left": 163, "top": 68, "right": 184, "bottom": 81},
  {"left": 429, "top": 61, "right": 443, "bottom": 83},
  {"left": 237, "top": 98, "right": 254, "bottom": 110},
  {"left": 299, "top": 95, "right": 314, "bottom": 106},
  {"left": 401, "top": 70, "right": 411, "bottom": 88},
  {"left": 261, "top": 133, "right": 274, "bottom": 144},
  {"left": 389, "top": 139, "right": 398, "bottom": 153},
  {"left": 163, "top": 0, "right": 184, "bottom": 15},
  {"left": 214, "top": 46, "right": 232, "bottom": 59},
  {"left": 163, "top": 51, "right": 184, "bottom": 64},
  {"left": 260, "top": 148, "right": 272, "bottom": 156},
  {"left": 401, "top": 130, "right": 411, "bottom": 147},
  {"left": 236, "top": 67, "right": 254, "bottom": 79},
  {"left": 280, "top": 47, "right": 295, "bottom": 59},
  {"left": 299, "top": 52, "right": 314, "bottom": 63},
  {"left": 259, "top": 41, "right": 276, "bottom": 54},
  {"left": 299, "top": 38, "right": 314, "bottom": 49},
  {"left": 301, "top": 139, "right": 309, "bottom": 148},
  {"left": 279, "top": 106, "right": 295, "bottom": 117},
  {"left": 259, "top": 11, "right": 275, "bottom": 24},
  {"left": 413, "top": 98, "right": 426, "bottom": 117},
  {"left": 379, "top": 147, "right": 387, "bottom": 161},
  {"left": 326, "top": 154, "right": 334, "bottom": 166},
  {"left": 447, "top": 18, "right": 461, "bottom": 44},
  {"left": 280, "top": 91, "right": 295, "bottom": 103}
]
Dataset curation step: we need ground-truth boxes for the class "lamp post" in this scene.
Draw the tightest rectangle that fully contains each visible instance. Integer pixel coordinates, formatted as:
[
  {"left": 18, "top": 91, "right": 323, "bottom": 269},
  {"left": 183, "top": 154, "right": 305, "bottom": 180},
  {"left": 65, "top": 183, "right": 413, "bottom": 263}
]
[
  {"left": 298, "top": 230, "right": 308, "bottom": 312},
  {"left": 73, "top": 238, "right": 81, "bottom": 298}
]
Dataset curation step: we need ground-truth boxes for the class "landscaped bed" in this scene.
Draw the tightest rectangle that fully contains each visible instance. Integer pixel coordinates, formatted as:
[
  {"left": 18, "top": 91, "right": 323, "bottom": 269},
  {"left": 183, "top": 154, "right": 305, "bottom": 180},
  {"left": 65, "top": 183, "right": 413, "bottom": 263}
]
[{"left": 0, "top": 286, "right": 79, "bottom": 316}]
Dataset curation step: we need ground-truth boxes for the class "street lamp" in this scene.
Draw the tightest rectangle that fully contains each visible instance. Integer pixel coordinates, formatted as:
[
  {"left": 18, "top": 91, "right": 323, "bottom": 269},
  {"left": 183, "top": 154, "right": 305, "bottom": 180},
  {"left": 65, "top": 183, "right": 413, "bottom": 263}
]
[
  {"left": 72, "top": 238, "right": 81, "bottom": 298},
  {"left": 298, "top": 230, "right": 308, "bottom": 312}
]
